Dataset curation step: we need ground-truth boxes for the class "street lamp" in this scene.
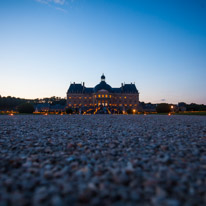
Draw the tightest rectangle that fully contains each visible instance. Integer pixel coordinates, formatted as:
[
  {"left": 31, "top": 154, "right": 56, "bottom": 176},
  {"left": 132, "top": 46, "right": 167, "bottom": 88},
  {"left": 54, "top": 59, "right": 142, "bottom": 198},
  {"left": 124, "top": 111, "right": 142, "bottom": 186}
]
[{"left": 171, "top": 105, "right": 174, "bottom": 113}]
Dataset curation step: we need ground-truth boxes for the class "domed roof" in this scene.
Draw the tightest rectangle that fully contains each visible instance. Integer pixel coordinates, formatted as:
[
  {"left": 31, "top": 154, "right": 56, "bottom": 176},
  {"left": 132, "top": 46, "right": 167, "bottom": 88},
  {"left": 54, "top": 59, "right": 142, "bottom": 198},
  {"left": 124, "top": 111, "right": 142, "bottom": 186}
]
[
  {"left": 94, "top": 77, "right": 113, "bottom": 93},
  {"left": 94, "top": 81, "right": 112, "bottom": 92},
  {"left": 101, "top": 74, "right": 105, "bottom": 80}
]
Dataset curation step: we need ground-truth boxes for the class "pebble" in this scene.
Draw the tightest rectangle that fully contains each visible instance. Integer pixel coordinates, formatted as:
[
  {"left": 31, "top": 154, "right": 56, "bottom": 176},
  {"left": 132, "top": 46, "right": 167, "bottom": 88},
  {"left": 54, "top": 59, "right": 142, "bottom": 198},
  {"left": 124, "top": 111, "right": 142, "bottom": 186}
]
[{"left": 0, "top": 114, "right": 205, "bottom": 205}]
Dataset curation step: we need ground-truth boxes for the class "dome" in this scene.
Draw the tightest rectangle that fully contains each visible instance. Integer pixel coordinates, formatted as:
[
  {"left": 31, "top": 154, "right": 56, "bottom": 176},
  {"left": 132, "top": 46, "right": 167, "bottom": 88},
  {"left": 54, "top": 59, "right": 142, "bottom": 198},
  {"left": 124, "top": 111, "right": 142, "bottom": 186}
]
[
  {"left": 101, "top": 74, "right": 105, "bottom": 80},
  {"left": 94, "top": 81, "right": 113, "bottom": 93}
]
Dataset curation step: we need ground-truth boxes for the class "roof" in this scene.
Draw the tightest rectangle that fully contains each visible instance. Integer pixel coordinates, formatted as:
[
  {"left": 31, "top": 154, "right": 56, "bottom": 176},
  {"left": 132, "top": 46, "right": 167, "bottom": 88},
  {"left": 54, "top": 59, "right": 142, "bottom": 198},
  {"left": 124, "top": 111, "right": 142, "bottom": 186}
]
[
  {"left": 67, "top": 84, "right": 84, "bottom": 93},
  {"left": 67, "top": 81, "right": 139, "bottom": 94},
  {"left": 122, "top": 84, "right": 138, "bottom": 93},
  {"left": 112, "top": 88, "right": 121, "bottom": 93},
  {"left": 84, "top": 88, "right": 94, "bottom": 93},
  {"left": 94, "top": 81, "right": 113, "bottom": 93}
]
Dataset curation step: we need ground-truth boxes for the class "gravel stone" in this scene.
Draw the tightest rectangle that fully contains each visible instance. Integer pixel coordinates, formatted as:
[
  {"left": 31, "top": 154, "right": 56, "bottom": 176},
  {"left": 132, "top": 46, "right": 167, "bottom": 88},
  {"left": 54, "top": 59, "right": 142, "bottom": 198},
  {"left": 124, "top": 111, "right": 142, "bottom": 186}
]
[{"left": 0, "top": 114, "right": 206, "bottom": 205}]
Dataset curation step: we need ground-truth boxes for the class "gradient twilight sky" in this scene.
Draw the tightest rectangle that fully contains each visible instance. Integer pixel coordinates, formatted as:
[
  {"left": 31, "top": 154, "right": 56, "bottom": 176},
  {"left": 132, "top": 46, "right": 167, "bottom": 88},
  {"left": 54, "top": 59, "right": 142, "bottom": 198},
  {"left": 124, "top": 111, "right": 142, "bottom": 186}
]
[{"left": 0, "top": 0, "right": 206, "bottom": 104}]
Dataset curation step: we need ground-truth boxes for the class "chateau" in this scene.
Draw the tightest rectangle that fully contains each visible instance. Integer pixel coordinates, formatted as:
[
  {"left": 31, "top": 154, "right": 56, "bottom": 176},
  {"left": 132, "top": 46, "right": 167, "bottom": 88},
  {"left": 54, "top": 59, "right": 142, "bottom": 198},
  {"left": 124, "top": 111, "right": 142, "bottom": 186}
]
[{"left": 67, "top": 74, "right": 139, "bottom": 114}]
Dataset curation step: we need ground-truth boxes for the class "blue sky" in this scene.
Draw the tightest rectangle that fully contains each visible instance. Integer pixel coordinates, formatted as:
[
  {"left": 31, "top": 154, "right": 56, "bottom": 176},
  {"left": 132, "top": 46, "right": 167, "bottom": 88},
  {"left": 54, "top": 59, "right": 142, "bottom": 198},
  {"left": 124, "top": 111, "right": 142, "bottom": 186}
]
[{"left": 0, "top": 0, "right": 206, "bottom": 104}]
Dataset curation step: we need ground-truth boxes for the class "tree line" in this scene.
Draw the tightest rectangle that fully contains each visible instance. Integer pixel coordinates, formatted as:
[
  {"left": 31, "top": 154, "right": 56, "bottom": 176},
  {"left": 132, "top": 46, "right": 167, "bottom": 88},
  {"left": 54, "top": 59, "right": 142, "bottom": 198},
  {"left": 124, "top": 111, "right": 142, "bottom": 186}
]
[{"left": 0, "top": 96, "right": 66, "bottom": 110}]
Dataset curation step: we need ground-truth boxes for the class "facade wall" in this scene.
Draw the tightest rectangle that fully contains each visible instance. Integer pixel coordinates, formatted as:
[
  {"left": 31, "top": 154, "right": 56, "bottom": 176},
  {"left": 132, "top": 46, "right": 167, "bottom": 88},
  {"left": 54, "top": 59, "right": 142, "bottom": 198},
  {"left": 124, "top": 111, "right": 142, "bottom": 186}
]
[{"left": 67, "top": 91, "right": 139, "bottom": 110}]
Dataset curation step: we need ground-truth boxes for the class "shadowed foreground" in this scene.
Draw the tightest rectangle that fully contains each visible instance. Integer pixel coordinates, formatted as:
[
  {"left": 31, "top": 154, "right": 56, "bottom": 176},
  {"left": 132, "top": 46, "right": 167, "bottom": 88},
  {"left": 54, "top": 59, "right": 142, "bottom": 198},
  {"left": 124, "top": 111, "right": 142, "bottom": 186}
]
[{"left": 0, "top": 115, "right": 206, "bottom": 206}]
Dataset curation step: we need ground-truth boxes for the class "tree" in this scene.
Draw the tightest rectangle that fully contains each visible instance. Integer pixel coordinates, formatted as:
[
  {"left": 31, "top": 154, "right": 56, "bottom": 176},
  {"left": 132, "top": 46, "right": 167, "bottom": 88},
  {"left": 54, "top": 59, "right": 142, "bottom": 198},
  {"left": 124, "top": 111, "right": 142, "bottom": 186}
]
[
  {"left": 156, "top": 103, "right": 170, "bottom": 113},
  {"left": 18, "top": 103, "right": 35, "bottom": 114}
]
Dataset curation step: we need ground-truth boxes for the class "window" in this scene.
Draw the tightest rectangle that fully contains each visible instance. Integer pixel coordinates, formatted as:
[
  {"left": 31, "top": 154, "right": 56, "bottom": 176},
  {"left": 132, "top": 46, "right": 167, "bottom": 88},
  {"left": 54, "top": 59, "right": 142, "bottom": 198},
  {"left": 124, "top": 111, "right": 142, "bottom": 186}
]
[
  {"left": 98, "top": 95, "right": 101, "bottom": 98},
  {"left": 102, "top": 95, "right": 104, "bottom": 98},
  {"left": 109, "top": 95, "right": 111, "bottom": 98},
  {"left": 105, "top": 95, "right": 108, "bottom": 98},
  {"left": 79, "top": 97, "right": 81, "bottom": 99},
  {"left": 124, "top": 96, "right": 127, "bottom": 99}
]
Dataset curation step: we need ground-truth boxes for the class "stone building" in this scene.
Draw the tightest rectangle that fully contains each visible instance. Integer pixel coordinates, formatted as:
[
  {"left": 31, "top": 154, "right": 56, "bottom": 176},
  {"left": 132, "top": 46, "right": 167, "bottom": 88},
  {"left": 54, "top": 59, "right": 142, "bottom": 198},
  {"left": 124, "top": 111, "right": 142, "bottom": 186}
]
[{"left": 67, "top": 74, "right": 139, "bottom": 113}]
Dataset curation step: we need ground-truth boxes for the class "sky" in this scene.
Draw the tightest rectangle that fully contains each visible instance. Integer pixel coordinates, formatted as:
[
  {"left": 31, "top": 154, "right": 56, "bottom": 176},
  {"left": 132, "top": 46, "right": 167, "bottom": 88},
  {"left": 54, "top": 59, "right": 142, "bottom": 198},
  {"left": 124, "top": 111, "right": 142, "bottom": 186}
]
[{"left": 0, "top": 0, "right": 206, "bottom": 104}]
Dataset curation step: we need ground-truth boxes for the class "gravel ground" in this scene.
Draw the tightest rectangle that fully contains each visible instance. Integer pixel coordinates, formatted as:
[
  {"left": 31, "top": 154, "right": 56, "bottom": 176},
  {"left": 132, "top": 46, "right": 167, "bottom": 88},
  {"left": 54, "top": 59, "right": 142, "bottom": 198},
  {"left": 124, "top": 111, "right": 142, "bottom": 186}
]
[{"left": 0, "top": 114, "right": 206, "bottom": 206}]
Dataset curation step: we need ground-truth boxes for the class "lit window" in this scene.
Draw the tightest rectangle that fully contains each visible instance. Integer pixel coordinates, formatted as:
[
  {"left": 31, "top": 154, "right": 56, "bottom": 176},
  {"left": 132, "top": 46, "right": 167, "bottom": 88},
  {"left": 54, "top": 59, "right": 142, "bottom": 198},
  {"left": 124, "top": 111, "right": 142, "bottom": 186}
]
[
  {"left": 124, "top": 97, "right": 127, "bottom": 99},
  {"left": 69, "top": 97, "right": 71, "bottom": 99},
  {"left": 109, "top": 95, "right": 111, "bottom": 98},
  {"left": 119, "top": 97, "right": 121, "bottom": 99},
  {"left": 95, "top": 95, "right": 96, "bottom": 98},
  {"left": 79, "top": 97, "right": 81, "bottom": 99},
  {"left": 84, "top": 97, "right": 87, "bottom": 99},
  {"left": 105, "top": 95, "right": 108, "bottom": 98},
  {"left": 102, "top": 95, "right": 104, "bottom": 98},
  {"left": 98, "top": 95, "right": 101, "bottom": 98}
]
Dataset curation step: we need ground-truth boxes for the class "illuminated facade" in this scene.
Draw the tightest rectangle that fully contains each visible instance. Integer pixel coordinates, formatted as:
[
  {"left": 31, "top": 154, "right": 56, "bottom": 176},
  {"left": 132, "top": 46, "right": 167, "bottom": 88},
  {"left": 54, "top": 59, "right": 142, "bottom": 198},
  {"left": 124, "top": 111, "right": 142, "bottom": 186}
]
[{"left": 67, "top": 74, "right": 139, "bottom": 113}]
